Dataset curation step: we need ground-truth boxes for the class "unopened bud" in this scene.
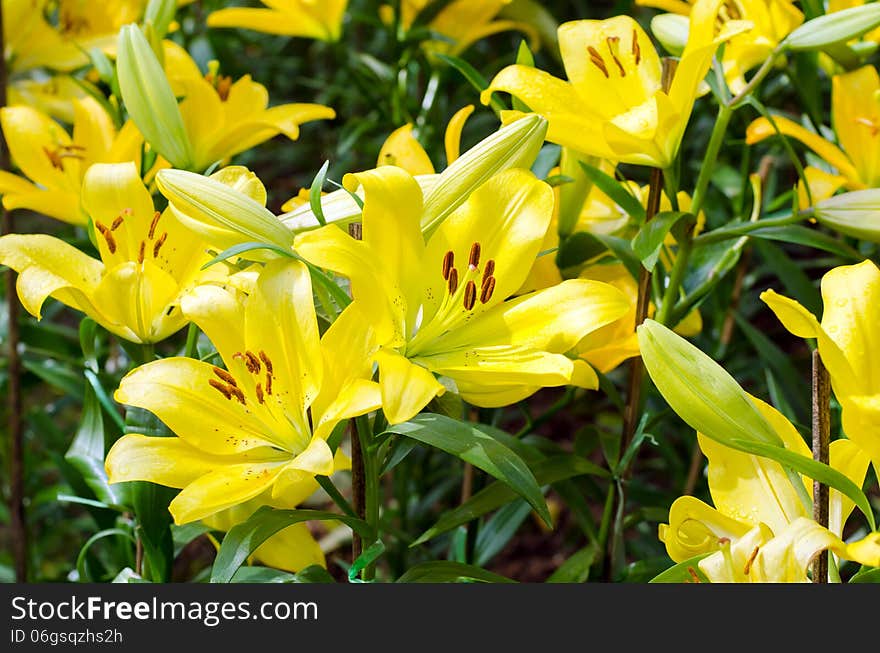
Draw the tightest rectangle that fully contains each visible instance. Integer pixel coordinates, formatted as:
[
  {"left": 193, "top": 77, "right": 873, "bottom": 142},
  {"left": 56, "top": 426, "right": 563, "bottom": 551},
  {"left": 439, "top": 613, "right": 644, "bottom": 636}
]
[
  {"left": 813, "top": 189, "right": 880, "bottom": 242},
  {"left": 783, "top": 4, "right": 880, "bottom": 51}
]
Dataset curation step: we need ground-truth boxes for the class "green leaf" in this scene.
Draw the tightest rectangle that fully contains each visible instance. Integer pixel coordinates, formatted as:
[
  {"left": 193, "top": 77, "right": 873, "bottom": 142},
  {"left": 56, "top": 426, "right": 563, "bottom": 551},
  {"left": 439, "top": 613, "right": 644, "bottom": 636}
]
[
  {"left": 309, "top": 160, "right": 330, "bottom": 227},
  {"left": 201, "top": 242, "right": 296, "bottom": 270},
  {"left": 849, "top": 567, "right": 880, "bottom": 583},
  {"left": 414, "top": 454, "right": 607, "bottom": 545},
  {"left": 747, "top": 225, "right": 862, "bottom": 260},
  {"left": 65, "top": 384, "right": 126, "bottom": 508},
  {"left": 546, "top": 544, "right": 598, "bottom": 583},
  {"left": 632, "top": 212, "right": 693, "bottom": 272},
  {"left": 578, "top": 161, "right": 645, "bottom": 221},
  {"left": 435, "top": 54, "right": 507, "bottom": 114},
  {"left": 211, "top": 506, "right": 373, "bottom": 583},
  {"left": 511, "top": 40, "right": 534, "bottom": 113},
  {"left": 382, "top": 414, "right": 551, "bottom": 527},
  {"left": 76, "top": 529, "right": 137, "bottom": 582},
  {"left": 753, "top": 239, "right": 821, "bottom": 317},
  {"left": 474, "top": 499, "right": 533, "bottom": 566},
  {"left": 348, "top": 541, "right": 385, "bottom": 582},
  {"left": 396, "top": 561, "right": 516, "bottom": 583},
  {"left": 649, "top": 554, "right": 711, "bottom": 583},
  {"left": 556, "top": 231, "right": 607, "bottom": 270}
]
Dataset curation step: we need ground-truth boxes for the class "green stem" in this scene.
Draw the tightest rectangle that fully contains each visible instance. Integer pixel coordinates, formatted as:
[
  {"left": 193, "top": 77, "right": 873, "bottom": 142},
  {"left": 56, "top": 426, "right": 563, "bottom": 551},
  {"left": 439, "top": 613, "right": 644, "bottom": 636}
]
[
  {"left": 357, "top": 415, "right": 380, "bottom": 581},
  {"left": 654, "top": 232, "right": 693, "bottom": 326},
  {"left": 598, "top": 481, "right": 616, "bottom": 581},
  {"left": 183, "top": 323, "right": 199, "bottom": 359},
  {"left": 690, "top": 104, "right": 733, "bottom": 218},
  {"left": 728, "top": 46, "right": 784, "bottom": 108}
]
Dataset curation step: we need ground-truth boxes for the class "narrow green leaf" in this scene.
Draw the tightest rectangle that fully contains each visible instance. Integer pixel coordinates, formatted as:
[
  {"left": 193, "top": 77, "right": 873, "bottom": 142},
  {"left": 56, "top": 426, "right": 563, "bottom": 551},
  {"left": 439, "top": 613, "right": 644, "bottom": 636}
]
[
  {"left": 396, "top": 561, "right": 516, "bottom": 583},
  {"left": 414, "top": 455, "right": 607, "bottom": 545},
  {"left": 435, "top": 54, "right": 507, "bottom": 114},
  {"left": 512, "top": 40, "right": 534, "bottom": 113},
  {"left": 200, "top": 241, "right": 296, "bottom": 270},
  {"left": 309, "top": 160, "right": 330, "bottom": 227},
  {"left": 211, "top": 507, "right": 373, "bottom": 583},
  {"left": 849, "top": 567, "right": 880, "bottom": 583},
  {"left": 474, "top": 499, "right": 533, "bottom": 566},
  {"left": 383, "top": 414, "right": 551, "bottom": 527},
  {"left": 348, "top": 541, "right": 385, "bottom": 582},
  {"left": 546, "top": 544, "right": 598, "bottom": 583},
  {"left": 747, "top": 225, "right": 862, "bottom": 260},
  {"left": 631, "top": 211, "right": 693, "bottom": 272},
  {"left": 578, "top": 161, "right": 646, "bottom": 221}
]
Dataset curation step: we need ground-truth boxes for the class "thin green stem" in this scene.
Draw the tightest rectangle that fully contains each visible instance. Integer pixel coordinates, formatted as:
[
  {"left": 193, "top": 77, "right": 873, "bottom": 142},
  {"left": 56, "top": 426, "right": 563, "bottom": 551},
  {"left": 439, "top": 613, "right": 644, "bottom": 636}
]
[
  {"left": 655, "top": 232, "right": 693, "bottom": 326},
  {"left": 690, "top": 104, "right": 733, "bottom": 217},
  {"left": 693, "top": 211, "right": 809, "bottom": 247},
  {"left": 357, "top": 414, "right": 380, "bottom": 581},
  {"left": 183, "top": 323, "right": 199, "bottom": 359},
  {"left": 728, "top": 46, "right": 784, "bottom": 108}
]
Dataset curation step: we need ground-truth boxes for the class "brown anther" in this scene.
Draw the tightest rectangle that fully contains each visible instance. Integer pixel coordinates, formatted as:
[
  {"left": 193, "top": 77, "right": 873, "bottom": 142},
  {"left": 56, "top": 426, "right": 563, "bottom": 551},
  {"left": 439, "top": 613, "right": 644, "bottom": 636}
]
[
  {"left": 743, "top": 546, "right": 759, "bottom": 576},
  {"left": 587, "top": 46, "right": 609, "bottom": 78},
  {"left": 212, "top": 367, "right": 238, "bottom": 387},
  {"left": 215, "top": 75, "right": 233, "bottom": 101},
  {"left": 632, "top": 29, "right": 641, "bottom": 65},
  {"left": 209, "top": 379, "right": 233, "bottom": 400},
  {"left": 97, "top": 223, "right": 117, "bottom": 254},
  {"left": 463, "top": 280, "right": 477, "bottom": 310},
  {"left": 245, "top": 351, "right": 261, "bottom": 374},
  {"left": 718, "top": 537, "right": 730, "bottom": 546},
  {"left": 606, "top": 36, "right": 626, "bottom": 77},
  {"left": 480, "top": 276, "right": 496, "bottom": 304},
  {"left": 265, "top": 372, "right": 273, "bottom": 396},
  {"left": 468, "top": 242, "right": 481, "bottom": 268},
  {"left": 228, "top": 385, "right": 246, "bottom": 404},
  {"left": 111, "top": 216, "right": 124, "bottom": 231},
  {"left": 441, "top": 250, "right": 454, "bottom": 280},
  {"left": 686, "top": 567, "right": 702, "bottom": 583},
  {"left": 137, "top": 241, "right": 145, "bottom": 264},
  {"left": 95, "top": 221, "right": 109, "bottom": 235},
  {"left": 44, "top": 146, "right": 65, "bottom": 170},
  {"left": 259, "top": 351, "right": 273, "bottom": 375},
  {"left": 233, "top": 352, "right": 245, "bottom": 362},
  {"left": 148, "top": 211, "right": 161, "bottom": 239},
  {"left": 153, "top": 232, "right": 167, "bottom": 258},
  {"left": 482, "top": 260, "right": 495, "bottom": 285},
  {"left": 447, "top": 267, "right": 459, "bottom": 295},
  {"left": 855, "top": 117, "right": 880, "bottom": 137},
  {"left": 255, "top": 383, "right": 265, "bottom": 404}
]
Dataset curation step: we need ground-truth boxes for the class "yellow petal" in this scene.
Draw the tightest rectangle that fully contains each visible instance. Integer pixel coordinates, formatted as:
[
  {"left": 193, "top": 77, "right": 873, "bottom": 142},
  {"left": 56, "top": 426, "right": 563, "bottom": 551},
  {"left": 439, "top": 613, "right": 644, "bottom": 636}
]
[
  {"left": 1, "top": 187, "right": 84, "bottom": 225},
  {"left": 180, "top": 284, "right": 247, "bottom": 365},
  {"left": 828, "top": 438, "right": 870, "bottom": 537},
  {"left": 72, "top": 97, "right": 116, "bottom": 169},
  {"left": 0, "top": 234, "right": 104, "bottom": 320},
  {"left": 797, "top": 165, "right": 847, "bottom": 209},
  {"left": 697, "top": 523, "right": 774, "bottom": 582},
  {"left": 697, "top": 396, "right": 810, "bottom": 535},
  {"left": 170, "top": 461, "right": 287, "bottom": 524},
  {"left": 105, "top": 434, "right": 249, "bottom": 488},
  {"left": 444, "top": 105, "right": 475, "bottom": 166},
  {"left": 375, "top": 348, "right": 446, "bottom": 425},
  {"left": 209, "top": 166, "right": 268, "bottom": 206},
  {"left": 377, "top": 124, "right": 436, "bottom": 175},
  {"left": 0, "top": 105, "right": 78, "bottom": 192},
  {"left": 746, "top": 115, "right": 862, "bottom": 187},
  {"left": 840, "top": 394, "right": 880, "bottom": 476},
  {"left": 252, "top": 523, "right": 326, "bottom": 572},
  {"left": 659, "top": 495, "right": 752, "bottom": 563},
  {"left": 832, "top": 65, "right": 880, "bottom": 187}
]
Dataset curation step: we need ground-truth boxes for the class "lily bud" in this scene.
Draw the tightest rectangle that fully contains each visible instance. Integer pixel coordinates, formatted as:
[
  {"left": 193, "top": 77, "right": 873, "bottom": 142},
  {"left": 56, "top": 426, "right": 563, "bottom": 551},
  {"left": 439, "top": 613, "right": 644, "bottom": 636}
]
[
  {"left": 421, "top": 113, "right": 548, "bottom": 236},
  {"left": 813, "top": 189, "right": 880, "bottom": 242},
  {"left": 282, "top": 114, "right": 548, "bottom": 236},
  {"left": 117, "top": 24, "right": 193, "bottom": 169},
  {"left": 156, "top": 168, "right": 294, "bottom": 256},
  {"left": 783, "top": 4, "right": 880, "bottom": 51},
  {"left": 144, "top": 0, "right": 177, "bottom": 40},
  {"left": 637, "top": 319, "right": 783, "bottom": 448},
  {"left": 650, "top": 13, "right": 688, "bottom": 57}
]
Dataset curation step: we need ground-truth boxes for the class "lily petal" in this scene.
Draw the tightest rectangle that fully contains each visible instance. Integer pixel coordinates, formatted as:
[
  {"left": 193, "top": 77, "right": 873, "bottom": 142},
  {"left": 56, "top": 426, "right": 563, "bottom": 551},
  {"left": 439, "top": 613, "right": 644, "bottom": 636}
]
[
  {"left": 377, "top": 124, "right": 435, "bottom": 175},
  {"left": 375, "top": 348, "right": 446, "bottom": 425},
  {"left": 659, "top": 495, "right": 752, "bottom": 563}
]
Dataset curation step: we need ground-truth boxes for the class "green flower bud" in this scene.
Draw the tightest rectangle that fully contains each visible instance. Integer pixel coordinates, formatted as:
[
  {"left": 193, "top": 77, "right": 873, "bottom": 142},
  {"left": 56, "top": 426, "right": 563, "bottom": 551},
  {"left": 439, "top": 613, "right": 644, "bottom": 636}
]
[
  {"left": 783, "top": 4, "right": 880, "bottom": 51},
  {"left": 651, "top": 13, "right": 688, "bottom": 57},
  {"left": 813, "top": 189, "right": 880, "bottom": 242},
  {"left": 117, "top": 24, "right": 193, "bottom": 169}
]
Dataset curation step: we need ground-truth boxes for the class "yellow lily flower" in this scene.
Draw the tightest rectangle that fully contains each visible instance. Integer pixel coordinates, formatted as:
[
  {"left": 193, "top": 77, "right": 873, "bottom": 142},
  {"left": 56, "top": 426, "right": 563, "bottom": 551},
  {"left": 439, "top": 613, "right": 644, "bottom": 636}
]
[
  {"left": 0, "top": 97, "right": 151, "bottom": 225},
  {"left": 376, "top": 105, "right": 475, "bottom": 176},
  {"left": 294, "top": 165, "right": 631, "bottom": 424},
  {"left": 659, "top": 394, "right": 880, "bottom": 581},
  {"left": 207, "top": 0, "right": 348, "bottom": 42},
  {"left": 160, "top": 43, "right": 336, "bottom": 171},
  {"left": 105, "top": 259, "right": 381, "bottom": 570},
  {"left": 0, "top": 162, "right": 229, "bottom": 343},
  {"left": 386, "top": 0, "right": 539, "bottom": 56},
  {"left": 481, "top": 0, "right": 746, "bottom": 168},
  {"left": 761, "top": 260, "right": 880, "bottom": 476},
  {"left": 637, "top": 0, "right": 803, "bottom": 92},
  {"left": 747, "top": 65, "right": 880, "bottom": 201}
]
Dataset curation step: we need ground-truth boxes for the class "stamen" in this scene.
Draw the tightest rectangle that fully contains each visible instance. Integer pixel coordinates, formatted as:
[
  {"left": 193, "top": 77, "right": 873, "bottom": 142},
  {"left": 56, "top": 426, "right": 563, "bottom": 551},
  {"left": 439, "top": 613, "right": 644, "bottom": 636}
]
[
  {"left": 245, "top": 351, "right": 261, "bottom": 374},
  {"left": 480, "top": 276, "right": 496, "bottom": 304},
  {"left": 686, "top": 567, "right": 702, "bottom": 583},
  {"left": 631, "top": 29, "right": 641, "bottom": 65},
  {"left": 259, "top": 351, "right": 274, "bottom": 375},
  {"left": 137, "top": 241, "right": 145, "bottom": 264},
  {"left": 255, "top": 383, "right": 265, "bottom": 404},
  {"left": 111, "top": 216, "right": 124, "bottom": 231},
  {"left": 606, "top": 36, "right": 626, "bottom": 77},
  {"left": 855, "top": 117, "right": 880, "bottom": 137},
  {"left": 447, "top": 267, "right": 459, "bottom": 295},
  {"left": 587, "top": 46, "right": 609, "bottom": 78},
  {"left": 148, "top": 211, "right": 161, "bottom": 239},
  {"left": 228, "top": 385, "right": 246, "bottom": 404},
  {"left": 153, "top": 232, "right": 167, "bottom": 258},
  {"left": 463, "top": 280, "right": 477, "bottom": 310},
  {"left": 743, "top": 546, "right": 759, "bottom": 576},
  {"left": 95, "top": 222, "right": 117, "bottom": 254},
  {"left": 482, "top": 259, "right": 495, "bottom": 285},
  {"left": 442, "top": 250, "right": 454, "bottom": 280},
  {"left": 468, "top": 242, "right": 481, "bottom": 269},
  {"left": 265, "top": 372, "right": 273, "bottom": 396},
  {"left": 212, "top": 367, "right": 238, "bottom": 387},
  {"left": 208, "top": 379, "right": 233, "bottom": 400}
]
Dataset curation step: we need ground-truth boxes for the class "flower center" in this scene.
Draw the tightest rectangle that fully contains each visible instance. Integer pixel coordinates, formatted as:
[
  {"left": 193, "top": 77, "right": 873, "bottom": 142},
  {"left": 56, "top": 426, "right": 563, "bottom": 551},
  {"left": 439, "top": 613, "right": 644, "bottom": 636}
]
[
  {"left": 43, "top": 144, "right": 85, "bottom": 171},
  {"left": 94, "top": 207, "right": 132, "bottom": 255},
  {"left": 440, "top": 241, "right": 496, "bottom": 311},
  {"left": 205, "top": 71, "right": 234, "bottom": 101},
  {"left": 586, "top": 29, "right": 641, "bottom": 79},
  {"left": 207, "top": 350, "right": 276, "bottom": 406}
]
